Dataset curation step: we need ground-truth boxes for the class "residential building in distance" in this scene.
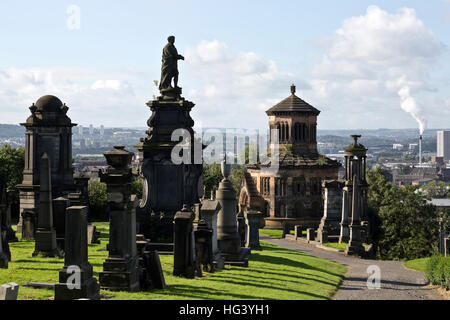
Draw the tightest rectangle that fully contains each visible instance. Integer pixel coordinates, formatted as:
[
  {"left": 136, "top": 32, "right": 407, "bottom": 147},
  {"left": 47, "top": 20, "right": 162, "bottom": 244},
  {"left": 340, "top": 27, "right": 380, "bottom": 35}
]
[{"left": 437, "top": 130, "right": 450, "bottom": 161}]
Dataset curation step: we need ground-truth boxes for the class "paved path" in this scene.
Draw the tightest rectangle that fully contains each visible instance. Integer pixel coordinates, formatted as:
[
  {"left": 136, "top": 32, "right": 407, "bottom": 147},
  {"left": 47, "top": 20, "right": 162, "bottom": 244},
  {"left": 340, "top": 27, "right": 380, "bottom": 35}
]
[{"left": 261, "top": 235, "right": 443, "bottom": 300}]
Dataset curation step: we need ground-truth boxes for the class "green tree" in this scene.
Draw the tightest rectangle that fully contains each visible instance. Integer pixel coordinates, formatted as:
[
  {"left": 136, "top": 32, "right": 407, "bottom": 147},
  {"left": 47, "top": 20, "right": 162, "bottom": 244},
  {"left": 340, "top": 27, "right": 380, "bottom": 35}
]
[
  {"left": 231, "top": 164, "right": 245, "bottom": 200},
  {"left": 131, "top": 177, "right": 143, "bottom": 199},
  {"left": 420, "top": 181, "right": 449, "bottom": 199},
  {"left": 376, "top": 185, "right": 440, "bottom": 260},
  {"left": 88, "top": 178, "right": 107, "bottom": 219},
  {"left": 203, "top": 163, "right": 222, "bottom": 199},
  {"left": 0, "top": 144, "right": 25, "bottom": 191}
]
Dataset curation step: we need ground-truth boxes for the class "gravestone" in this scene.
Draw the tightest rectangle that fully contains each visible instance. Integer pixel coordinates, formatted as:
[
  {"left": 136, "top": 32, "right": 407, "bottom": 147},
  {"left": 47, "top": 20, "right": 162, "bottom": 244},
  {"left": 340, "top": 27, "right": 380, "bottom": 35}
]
[
  {"left": 173, "top": 205, "right": 197, "bottom": 278},
  {"left": 200, "top": 199, "right": 224, "bottom": 270},
  {"left": 237, "top": 211, "right": 247, "bottom": 247},
  {"left": 294, "top": 225, "right": 303, "bottom": 239},
  {"left": 216, "top": 161, "right": 250, "bottom": 267},
  {"left": 17, "top": 95, "right": 76, "bottom": 234},
  {"left": 1, "top": 185, "right": 18, "bottom": 243},
  {"left": 339, "top": 188, "right": 350, "bottom": 243},
  {"left": 281, "top": 222, "right": 290, "bottom": 238},
  {"left": 0, "top": 217, "right": 8, "bottom": 268},
  {"left": 317, "top": 229, "right": 328, "bottom": 244},
  {"left": 194, "top": 219, "right": 214, "bottom": 272},
  {"left": 54, "top": 206, "right": 100, "bottom": 300},
  {"left": 33, "top": 153, "right": 61, "bottom": 257},
  {"left": 306, "top": 228, "right": 315, "bottom": 242},
  {"left": 21, "top": 209, "right": 36, "bottom": 240},
  {"left": 318, "top": 180, "right": 344, "bottom": 241},
  {"left": 142, "top": 250, "right": 166, "bottom": 289},
  {"left": 53, "top": 196, "right": 69, "bottom": 250},
  {"left": 445, "top": 236, "right": 449, "bottom": 257},
  {"left": 0, "top": 283, "right": 19, "bottom": 300},
  {"left": 244, "top": 210, "right": 261, "bottom": 250},
  {"left": 87, "top": 225, "right": 100, "bottom": 244},
  {"left": 99, "top": 146, "right": 140, "bottom": 292}
]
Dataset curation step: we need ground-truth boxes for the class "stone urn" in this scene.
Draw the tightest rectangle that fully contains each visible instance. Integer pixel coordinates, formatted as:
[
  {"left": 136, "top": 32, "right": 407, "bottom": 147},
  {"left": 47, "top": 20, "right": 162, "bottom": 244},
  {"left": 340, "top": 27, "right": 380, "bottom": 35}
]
[
  {"left": 104, "top": 146, "right": 133, "bottom": 169},
  {"left": 221, "top": 160, "right": 231, "bottom": 181}
]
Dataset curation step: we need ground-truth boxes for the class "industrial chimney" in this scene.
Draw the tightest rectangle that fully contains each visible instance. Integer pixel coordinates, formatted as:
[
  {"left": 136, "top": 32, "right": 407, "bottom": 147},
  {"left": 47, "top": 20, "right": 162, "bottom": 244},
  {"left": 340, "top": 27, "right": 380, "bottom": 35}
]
[{"left": 419, "top": 135, "right": 423, "bottom": 165}]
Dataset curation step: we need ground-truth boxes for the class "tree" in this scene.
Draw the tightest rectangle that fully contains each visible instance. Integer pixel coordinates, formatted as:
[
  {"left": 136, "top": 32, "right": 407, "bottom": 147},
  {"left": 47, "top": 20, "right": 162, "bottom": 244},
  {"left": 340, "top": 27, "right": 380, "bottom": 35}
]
[
  {"left": 420, "top": 181, "right": 449, "bottom": 199},
  {"left": 88, "top": 178, "right": 107, "bottom": 219},
  {"left": 0, "top": 144, "right": 25, "bottom": 191},
  {"left": 202, "top": 163, "right": 222, "bottom": 199},
  {"left": 376, "top": 185, "right": 440, "bottom": 260},
  {"left": 231, "top": 164, "right": 245, "bottom": 200},
  {"left": 131, "top": 177, "right": 143, "bottom": 199}
]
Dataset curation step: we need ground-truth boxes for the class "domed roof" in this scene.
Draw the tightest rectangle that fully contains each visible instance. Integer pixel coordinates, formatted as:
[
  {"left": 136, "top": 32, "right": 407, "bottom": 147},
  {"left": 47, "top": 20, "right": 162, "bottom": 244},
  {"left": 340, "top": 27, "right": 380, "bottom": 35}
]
[{"left": 35, "top": 95, "right": 63, "bottom": 112}]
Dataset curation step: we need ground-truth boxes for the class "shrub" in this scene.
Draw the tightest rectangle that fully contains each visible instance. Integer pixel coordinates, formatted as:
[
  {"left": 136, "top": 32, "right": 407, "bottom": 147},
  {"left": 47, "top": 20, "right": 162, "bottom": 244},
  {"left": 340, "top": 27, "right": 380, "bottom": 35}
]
[
  {"left": 88, "top": 178, "right": 107, "bottom": 220},
  {"left": 425, "top": 255, "right": 450, "bottom": 289}
]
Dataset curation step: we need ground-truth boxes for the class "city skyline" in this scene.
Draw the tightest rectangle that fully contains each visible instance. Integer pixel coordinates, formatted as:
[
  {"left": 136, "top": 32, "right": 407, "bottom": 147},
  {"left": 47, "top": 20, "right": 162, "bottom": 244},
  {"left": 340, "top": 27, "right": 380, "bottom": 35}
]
[{"left": 0, "top": 1, "right": 450, "bottom": 131}]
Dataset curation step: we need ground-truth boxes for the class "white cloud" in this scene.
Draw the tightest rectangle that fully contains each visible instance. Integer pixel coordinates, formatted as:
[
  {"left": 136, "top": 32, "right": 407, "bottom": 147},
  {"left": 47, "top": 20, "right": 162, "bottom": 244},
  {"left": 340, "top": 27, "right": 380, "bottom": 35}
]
[{"left": 306, "top": 6, "right": 446, "bottom": 130}]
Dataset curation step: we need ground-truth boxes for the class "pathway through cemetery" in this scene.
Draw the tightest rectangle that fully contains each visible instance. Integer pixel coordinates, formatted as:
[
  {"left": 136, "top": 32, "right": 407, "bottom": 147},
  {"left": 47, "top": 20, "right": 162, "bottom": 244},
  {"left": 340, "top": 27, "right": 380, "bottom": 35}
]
[{"left": 260, "top": 235, "right": 443, "bottom": 300}]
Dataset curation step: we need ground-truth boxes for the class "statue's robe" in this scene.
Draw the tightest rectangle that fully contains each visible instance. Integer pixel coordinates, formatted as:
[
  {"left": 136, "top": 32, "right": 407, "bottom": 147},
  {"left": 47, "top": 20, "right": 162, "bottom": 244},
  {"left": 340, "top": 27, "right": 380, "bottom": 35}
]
[{"left": 159, "top": 43, "right": 180, "bottom": 90}]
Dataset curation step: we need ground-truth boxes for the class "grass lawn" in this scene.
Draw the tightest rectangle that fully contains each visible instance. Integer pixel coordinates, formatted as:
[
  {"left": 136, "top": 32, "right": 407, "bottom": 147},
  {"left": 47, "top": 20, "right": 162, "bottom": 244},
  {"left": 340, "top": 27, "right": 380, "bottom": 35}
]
[
  {"left": 259, "top": 229, "right": 306, "bottom": 239},
  {"left": 405, "top": 258, "right": 430, "bottom": 272},
  {"left": 0, "top": 222, "right": 346, "bottom": 300}
]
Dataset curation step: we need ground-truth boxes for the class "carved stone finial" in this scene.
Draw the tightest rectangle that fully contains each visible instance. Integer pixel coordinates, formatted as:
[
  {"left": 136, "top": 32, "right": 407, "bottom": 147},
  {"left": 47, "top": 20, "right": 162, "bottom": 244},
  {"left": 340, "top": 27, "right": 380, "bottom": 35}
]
[
  {"left": 351, "top": 135, "right": 361, "bottom": 145},
  {"left": 290, "top": 84, "right": 296, "bottom": 95}
]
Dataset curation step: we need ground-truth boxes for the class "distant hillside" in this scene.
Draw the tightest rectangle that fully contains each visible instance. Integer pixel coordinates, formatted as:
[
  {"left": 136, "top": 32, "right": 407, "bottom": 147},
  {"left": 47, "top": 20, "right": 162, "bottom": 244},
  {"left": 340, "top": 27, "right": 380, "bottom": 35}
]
[{"left": 0, "top": 124, "right": 24, "bottom": 138}]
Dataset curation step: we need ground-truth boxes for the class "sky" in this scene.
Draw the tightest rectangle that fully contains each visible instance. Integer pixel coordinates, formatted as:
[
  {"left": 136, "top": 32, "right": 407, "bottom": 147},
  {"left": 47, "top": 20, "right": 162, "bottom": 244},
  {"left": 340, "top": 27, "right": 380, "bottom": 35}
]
[{"left": 0, "top": 0, "right": 450, "bottom": 132}]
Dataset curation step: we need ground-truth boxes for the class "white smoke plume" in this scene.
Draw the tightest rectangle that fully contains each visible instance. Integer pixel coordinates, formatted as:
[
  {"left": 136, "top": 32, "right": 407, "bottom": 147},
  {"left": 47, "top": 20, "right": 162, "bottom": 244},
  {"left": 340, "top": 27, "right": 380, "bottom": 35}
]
[{"left": 398, "top": 86, "right": 427, "bottom": 134}]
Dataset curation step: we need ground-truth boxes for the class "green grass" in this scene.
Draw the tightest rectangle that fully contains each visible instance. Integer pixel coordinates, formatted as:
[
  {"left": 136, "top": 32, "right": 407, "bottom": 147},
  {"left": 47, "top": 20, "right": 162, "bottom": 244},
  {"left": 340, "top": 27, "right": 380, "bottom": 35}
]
[
  {"left": 322, "top": 243, "right": 347, "bottom": 251},
  {"left": 1, "top": 222, "right": 346, "bottom": 300},
  {"left": 259, "top": 229, "right": 306, "bottom": 239},
  {"left": 405, "top": 258, "right": 430, "bottom": 272}
]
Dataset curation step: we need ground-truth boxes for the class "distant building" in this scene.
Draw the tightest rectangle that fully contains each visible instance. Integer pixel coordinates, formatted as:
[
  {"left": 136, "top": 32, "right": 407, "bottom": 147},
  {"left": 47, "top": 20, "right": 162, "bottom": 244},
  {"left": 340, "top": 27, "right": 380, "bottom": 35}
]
[
  {"left": 100, "top": 125, "right": 105, "bottom": 136},
  {"left": 393, "top": 144, "right": 403, "bottom": 150},
  {"left": 89, "top": 124, "right": 94, "bottom": 135},
  {"left": 78, "top": 125, "right": 83, "bottom": 136},
  {"left": 437, "top": 131, "right": 450, "bottom": 161},
  {"left": 409, "top": 143, "right": 418, "bottom": 150}
]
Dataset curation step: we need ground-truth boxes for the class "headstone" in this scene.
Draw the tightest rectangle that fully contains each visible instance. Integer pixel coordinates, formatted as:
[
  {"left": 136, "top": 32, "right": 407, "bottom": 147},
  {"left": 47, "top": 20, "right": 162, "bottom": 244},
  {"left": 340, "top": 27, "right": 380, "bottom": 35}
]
[
  {"left": 2, "top": 188, "right": 18, "bottom": 243},
  {"left": 0, "top": 283, "right": 19, "bottom": 300},
  {"left": 200, "top": 199, "right": 224, "bottom": 270},
  {"left": 53, "top": 196, "right": 69, "bottom": 250},
  {"left": 87, "top": 225, "right": 100, "bottom": 244},
  {"left": 318, "top": 180, "right": 344, "bottom": 239},
  {"left": 142, "top": 250, "right": 166, "bottom": 289},
  {"left": 21, "top": 209, "right": 36, "bottom": 241},
  {"left": 99, "top": 146, "right": 140, "bottom": 292},
  {"left": 194, "top": 219, "right": 214, "bottom": 273},
  {"left": 33, "top": 153, "right": 61, "bottom": 257},
  {"left": 339, "top": 188, "right": 350, "bottom": 243},
  {"left": 0, "top": 217, "right": 8, "bottom": 268},
  {"left": 54, "top": 206, "right": 100, "bottom": 300},
  {"left": 216, "top": 161, "right": 250, "bottom": 267},
  {"left": 173, "top": 205, "right": 197, "bottom": 278},
  {"left": 317, "top": 229, "right": 328, "bottom": 244},
  {"left": 294, "top": 225, "right": 303, "bottom": 239},
  {"left": 245, "top": 210, "right": 261, "bottom": 250},
  {"left": 237, "top": 211, "right": 247, "bottom": 246},
  {"left": 445, "top": 236, "right": 449, "bottom": 257},
  {"left": 306, "top": 228, "right": 315, "bottom": 242},
  {"left": 282, "top": 222, "right": 290, "bottom": 238}
]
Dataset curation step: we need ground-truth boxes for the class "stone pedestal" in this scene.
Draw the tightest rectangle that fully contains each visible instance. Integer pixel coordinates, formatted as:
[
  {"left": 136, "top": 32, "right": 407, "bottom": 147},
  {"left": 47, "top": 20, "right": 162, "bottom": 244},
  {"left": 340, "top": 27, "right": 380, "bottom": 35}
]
[
  {"left": 245, "top": 210, "right": 261, "bottom": 250},
  {"left": 318, "top": 180, "right": 344, "bottom": 240},
  {"left": 216, "top": 162, "right": 250, "bottom": 267},
  {"left": 345, "top": 177, "right": 365, "bottom": 257},
  {"left": 17, "top": 96, "right": 76, "bottom": 234},
  {"left": 294, "top": 225, "right": 303, "bottom": 239},
  {"left": 0, "top": 221, "right": 8, "bottom": 268},
  {"left": 194, "top": 219, "right": 214, "bottom": 273},
  {"left": 21, "top": 209, "right": 36, "bottom": 241},
  {"left": 339, "top": 188, "right": 350, "bottom": 244},
  {"left": 135, "top": 95, "right": 203, "bottom": 242},
  {"left": 173, "top": 205, "right": 197, "bottom": 278},
  {"left": 317, "top": 229, "right": 328, "bottom": 244},
  {"left": 53, "top": 197, "right": 69, "bottom": 250},
  {"left": 33, "top": 153, "right": 61, "bottom": 258},
  {"left": 54, "top": 206, "right": 100, "bottom": 300},
  {"left": 444, "top": 236, "right": 449, "bottom": 257},
  {"left": 306, "top": 228, "right": 315, "bottom": 242},
  {"left": 200, "top": 199, "right": 224, "bottom": 270},
  {"left": 99, "top": 146, "right": 140, "bottom": 292},
  {"left": 237, "top": 212, "right": 247, "bottom": 247},
  {"left": 0, "top": 283, "right": 19, "bottom": 300}
]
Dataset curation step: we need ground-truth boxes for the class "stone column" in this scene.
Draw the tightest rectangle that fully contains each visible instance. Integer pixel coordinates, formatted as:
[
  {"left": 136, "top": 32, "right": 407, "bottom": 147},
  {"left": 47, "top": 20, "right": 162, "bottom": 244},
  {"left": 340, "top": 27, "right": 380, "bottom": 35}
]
[
  {"left": 345, "top": 177, "right": 365, "bottom": 256},
  {"left": 54, "top": 206, "right": 100, "bottom": 300},
  {"left": 53, "top": 197, "right": 69, "bottom": 251},
  {"left": 33, "top": 153, "right": 61, "bottom": 257},
  {"left": 216, "top": 161, "right": 250, "bottom": 267},
  {"left": 0, "top": 213, "right": 8, "bottom": 268},
  {"left": 244, "top": 210, "right": 261, "bottom": 250},
  {"left": 99, "top": 146, "right": 140, "bottom": 292},
  {"left": 339, "top": 188, "right": 350, "bottom": 243},
  {"left": 200, "top": 199, "right": 224, "bottom": 270},
  {"left": 173, "top": 205, "right": 196, "bottom": 278}
]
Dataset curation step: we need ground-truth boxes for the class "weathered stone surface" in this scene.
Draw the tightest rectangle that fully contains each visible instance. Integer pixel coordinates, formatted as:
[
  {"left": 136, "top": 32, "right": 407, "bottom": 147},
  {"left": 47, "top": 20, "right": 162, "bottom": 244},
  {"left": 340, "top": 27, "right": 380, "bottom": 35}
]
[
  {"left": 54, "top": 206, "right": 100, "bottom": 300},
  {"left": 87, "top": 225, "right": 100, "bottom": 244},
  {"left": 444, "top": 236, "right": 449, "bottom": 257},
  {"left": 200, "top": 199, "right": 224, "bottom": 270},
  {"left": 33, "top": 153, "right": 61, "bottom": 258},
  {"left": 143, "top": 250, "right": 166, "bottom": 289},
  {"left": 21, "top": 209, "right": 36, "bottom": 241},
  {"left": 0, "top": 283, "right": 19, "bottom": 300},
  {"left": 194, "top": 219, "right": 214, "bottom": 273},
  {"left": 99, "top": 146, "right": 140, "bottom": 292},
  {"left": 53, "top": 196, "right": 69, "bottom": 250},
  {"left": 294, "top": 225, "right": 303, "bottom": 239},
  {"left": 173, "top": 205, "right": 197, "bottom": 278},
  {"left": 216, "top": 161, "right": 250, "bottom": 267},
  {"left": 17, "top": 95, "right": 76, "bottom": 234},
  {"left": 245, "top": 210, "right": 261, "bottom": 250},
  {"left": 306, "top": 228, "right": 315, "bottom": 242},
  {"left": 318, "top": 180, "right": 344, "bottom": 241}
]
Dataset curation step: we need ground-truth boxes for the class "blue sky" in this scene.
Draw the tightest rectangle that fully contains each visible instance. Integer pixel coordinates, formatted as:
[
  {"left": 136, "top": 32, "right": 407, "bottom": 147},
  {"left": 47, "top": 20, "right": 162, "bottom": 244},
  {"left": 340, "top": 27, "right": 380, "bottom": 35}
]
[{"left": 1, "top": 1, "right": 450, "bottom": 131}]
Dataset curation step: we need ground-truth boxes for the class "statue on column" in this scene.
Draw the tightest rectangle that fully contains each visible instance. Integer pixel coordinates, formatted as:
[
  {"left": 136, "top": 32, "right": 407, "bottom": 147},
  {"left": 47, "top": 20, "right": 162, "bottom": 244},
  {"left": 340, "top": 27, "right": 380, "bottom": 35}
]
[{"left": 159, "top": 35, "right": 185, "bottom": 95}]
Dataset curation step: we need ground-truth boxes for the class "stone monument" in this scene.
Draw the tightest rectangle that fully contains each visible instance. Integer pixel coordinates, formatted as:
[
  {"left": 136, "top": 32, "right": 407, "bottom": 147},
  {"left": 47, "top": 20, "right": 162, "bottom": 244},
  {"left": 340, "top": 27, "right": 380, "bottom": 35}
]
[
  {"left": 216, "top": 161, "right": 250, "bottom": 267},
  {"left": 173, "top": 205, "right": 197, "bottom": 278},
  {"left": 244, "top": 210, "right": 261, "bottom": 250},
  {"left": 17, "top": 95, "right": 76, "bottom": 234},
  {"left": 194, "top": 219, "right": 215, "bottom": 273},
  {"left": 135, "top": 36, "right": 203, "bottom": 242},
  {"left": 54, "top": 206, "right": 100, "bottom": 300},
  {"left": 200, "top": 199, "right": 224, "bottom": 270},
  {"left": 33, "top": 153, "right": 61, "bottom": 257},
  {"left": 343, "top": 135, "right": 368, "bottom": 257},
  {"left": 99, "top": 146, "right": 140, "bottom": 292},
  {"left": 317, "top": 180, "right": 344, "bottom": 243}
]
